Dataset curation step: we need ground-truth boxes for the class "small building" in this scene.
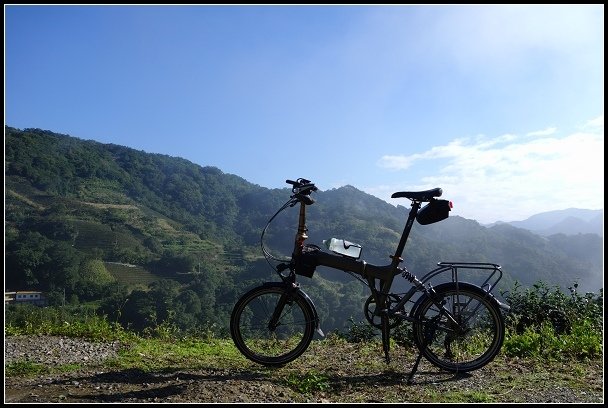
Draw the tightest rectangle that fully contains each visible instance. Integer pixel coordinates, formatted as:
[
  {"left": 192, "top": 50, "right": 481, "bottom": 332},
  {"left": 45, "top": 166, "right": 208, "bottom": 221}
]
[{"left": 4, "top": 291, "right": 48, "bottom": 306}]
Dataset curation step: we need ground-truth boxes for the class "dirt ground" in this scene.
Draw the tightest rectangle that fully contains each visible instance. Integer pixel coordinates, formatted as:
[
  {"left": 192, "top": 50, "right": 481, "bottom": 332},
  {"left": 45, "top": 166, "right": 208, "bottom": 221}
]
[{"left": 4, "top": 335, "right": 604, "bottom": 404}]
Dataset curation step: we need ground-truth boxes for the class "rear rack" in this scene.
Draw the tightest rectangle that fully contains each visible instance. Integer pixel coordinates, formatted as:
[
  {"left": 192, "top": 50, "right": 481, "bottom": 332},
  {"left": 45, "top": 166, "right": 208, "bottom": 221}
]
[{"left": 421, "top": 262, "right": 504, "bottom": 295}]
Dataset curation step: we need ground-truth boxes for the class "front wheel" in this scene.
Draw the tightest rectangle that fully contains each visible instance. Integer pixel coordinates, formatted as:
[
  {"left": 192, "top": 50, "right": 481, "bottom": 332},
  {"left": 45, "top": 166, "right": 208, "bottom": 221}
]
[
  {"left": 412, "top": 282, "right": 505, "bottom": 373},
  {"left": 230, "top": 284, "right": 316, "bottom": 366}
]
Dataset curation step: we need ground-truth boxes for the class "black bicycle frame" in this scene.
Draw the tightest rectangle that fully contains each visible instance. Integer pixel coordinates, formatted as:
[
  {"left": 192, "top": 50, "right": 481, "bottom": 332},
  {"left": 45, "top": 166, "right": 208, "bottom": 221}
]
[
  {"left": 291, "top": 195, "right": 507, "bottom": 341},
  {"left": 297, "top": 199, "right": 422, "bottom": 313}
]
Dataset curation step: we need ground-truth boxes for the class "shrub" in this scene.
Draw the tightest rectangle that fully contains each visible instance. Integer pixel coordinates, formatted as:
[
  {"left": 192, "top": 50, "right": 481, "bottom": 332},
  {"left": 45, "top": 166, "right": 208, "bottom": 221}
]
[
  {"left": 338, "top": 317, "right": 377, "bottom": 343},
  {"left": 501, "top": 281, "right": 603, "bottom": 360},
  {"left": 501, "top": 281, "right": 602, "bottom": 335}
]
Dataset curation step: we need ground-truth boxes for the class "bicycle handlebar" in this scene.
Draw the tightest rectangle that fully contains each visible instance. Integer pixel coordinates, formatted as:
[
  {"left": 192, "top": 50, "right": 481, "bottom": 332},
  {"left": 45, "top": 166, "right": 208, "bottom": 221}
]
[{"left": 286, "top": 178, "right": 318, "bottom": 197}]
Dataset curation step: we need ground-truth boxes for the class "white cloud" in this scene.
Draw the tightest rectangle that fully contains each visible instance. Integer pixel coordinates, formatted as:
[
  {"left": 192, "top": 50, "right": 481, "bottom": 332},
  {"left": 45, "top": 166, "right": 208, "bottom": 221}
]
[
  {"left": 372, "top": 121, "right": 604, "bottom": 223},
  {"left": 526, "top": 127, "right": 557, "bottom": 138},
  {"left": 584, "top": 115, "right": 604, "bottom": 130},
  {"left": 378, "top": 139, "right": 470, "bottom": 171}
]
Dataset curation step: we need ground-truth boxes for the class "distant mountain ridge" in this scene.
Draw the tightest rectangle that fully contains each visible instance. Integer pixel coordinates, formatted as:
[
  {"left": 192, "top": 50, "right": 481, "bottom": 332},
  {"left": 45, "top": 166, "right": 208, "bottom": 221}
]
[{"left": 487, "top": 208, "right": 603, "bottom": 237}]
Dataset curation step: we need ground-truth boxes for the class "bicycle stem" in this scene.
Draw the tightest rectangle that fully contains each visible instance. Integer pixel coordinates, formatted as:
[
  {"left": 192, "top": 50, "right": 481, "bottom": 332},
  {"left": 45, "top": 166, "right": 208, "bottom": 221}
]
[{"left": 292, "top": 201, "right": 308, "bottom": 258}]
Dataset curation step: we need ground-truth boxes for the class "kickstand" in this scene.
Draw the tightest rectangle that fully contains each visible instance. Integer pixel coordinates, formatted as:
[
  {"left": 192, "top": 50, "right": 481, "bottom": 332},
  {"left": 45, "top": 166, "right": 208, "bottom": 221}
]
[
  {"left": 381, "top": 315, "right": 391, "bottom": 364},
  {"left": 406, "top": 350, "right": 424, "bottom": 384},
  {"left": 407, "top": 320, "right": 437, "bottom": 384}
]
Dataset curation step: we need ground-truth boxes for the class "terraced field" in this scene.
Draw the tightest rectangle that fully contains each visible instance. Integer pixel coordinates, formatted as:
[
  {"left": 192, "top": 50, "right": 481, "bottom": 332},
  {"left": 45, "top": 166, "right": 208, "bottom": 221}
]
[{"left": 104, "top": 262, "right": 158, "bottom": 290}]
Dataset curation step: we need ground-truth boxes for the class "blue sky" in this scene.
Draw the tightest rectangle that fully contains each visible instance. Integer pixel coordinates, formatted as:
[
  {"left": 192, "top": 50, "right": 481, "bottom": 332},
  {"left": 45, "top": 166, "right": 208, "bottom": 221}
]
[{"left": 5, "top": 5, "right": 604, "bottom": 224}]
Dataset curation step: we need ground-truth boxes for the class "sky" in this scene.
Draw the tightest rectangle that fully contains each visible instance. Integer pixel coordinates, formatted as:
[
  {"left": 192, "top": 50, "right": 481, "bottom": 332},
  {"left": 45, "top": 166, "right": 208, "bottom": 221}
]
[{"left": 4, "top": 5, "right": 604, "bottom": 224}]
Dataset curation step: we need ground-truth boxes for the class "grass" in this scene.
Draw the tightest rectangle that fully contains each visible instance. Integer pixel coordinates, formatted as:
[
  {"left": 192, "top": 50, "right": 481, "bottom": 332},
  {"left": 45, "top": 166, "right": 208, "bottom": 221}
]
[
  {"left": 5, "top": 361, "right": 47, "bottom": 377},
  {"left": 5, "top": 332, "right": 603, "bottom": 403},
  {"left": 108, "top": 337, "right": 245, "bottom": 372},
  {"left": 285, "top": 370, "right": 331, "bottom": 393},
  {"left": 4, "top": 298, "right": 604, "bottom": 403}
]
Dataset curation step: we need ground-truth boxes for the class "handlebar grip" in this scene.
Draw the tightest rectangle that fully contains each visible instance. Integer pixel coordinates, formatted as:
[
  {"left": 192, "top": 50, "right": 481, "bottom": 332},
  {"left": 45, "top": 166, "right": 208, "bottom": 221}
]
[
  {"left": 299, "top": 183, "right": 317, "bottom": 192},
  {"left": 286, "top": 179, "right": 297, "bottom": 185}
]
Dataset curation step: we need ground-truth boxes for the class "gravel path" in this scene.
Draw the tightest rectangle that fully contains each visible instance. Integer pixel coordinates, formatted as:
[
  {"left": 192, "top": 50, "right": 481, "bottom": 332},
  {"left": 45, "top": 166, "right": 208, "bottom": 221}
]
[{"left": 5, "top": 335, "right": 123, "bottom": 367}]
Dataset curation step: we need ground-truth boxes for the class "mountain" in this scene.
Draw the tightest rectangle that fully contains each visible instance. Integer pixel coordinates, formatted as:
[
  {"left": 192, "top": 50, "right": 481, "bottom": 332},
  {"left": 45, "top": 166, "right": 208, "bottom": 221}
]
[
  {"left": 489, "top": 209, "right": 603, "bottom": 237},
  {"left": 5, "top": 126, "right": 604, "bottom": 307}
]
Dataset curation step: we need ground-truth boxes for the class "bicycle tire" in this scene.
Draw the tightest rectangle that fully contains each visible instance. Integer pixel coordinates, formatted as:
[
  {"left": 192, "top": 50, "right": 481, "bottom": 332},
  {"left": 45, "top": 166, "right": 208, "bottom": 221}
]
[
  {"left": 412, "top": 282, "right": 505, "bottom": 373},
  {"left": 230, "top": 284, "right": 316, "bottom": 366}
]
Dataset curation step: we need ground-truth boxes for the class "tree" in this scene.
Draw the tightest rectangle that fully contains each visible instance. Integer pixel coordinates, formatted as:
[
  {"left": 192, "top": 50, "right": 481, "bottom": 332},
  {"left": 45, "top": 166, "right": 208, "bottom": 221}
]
[
  {"left": 75, "top": 259, "right": 116, "bottom": 301},
  {"left": 5, "top": 231, "right": 53, "bottom": 289},
  {"left": 119, "top": 289, "right": 157, "bottom": 332}
]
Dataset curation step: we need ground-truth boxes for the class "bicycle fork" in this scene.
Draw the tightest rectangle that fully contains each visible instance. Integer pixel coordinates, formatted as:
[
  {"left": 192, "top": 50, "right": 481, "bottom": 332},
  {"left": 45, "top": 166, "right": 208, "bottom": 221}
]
[
  {"left": 267, "top": 293, "right": 290, "bottom": 332},
  {"left": 266, "top": 282, "right": 324, "bottom": 337}
]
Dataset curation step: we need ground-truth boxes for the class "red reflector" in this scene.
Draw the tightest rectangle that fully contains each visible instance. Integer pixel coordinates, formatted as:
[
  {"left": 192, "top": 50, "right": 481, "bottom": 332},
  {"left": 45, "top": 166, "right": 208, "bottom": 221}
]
[{"left": 449, "top": 201, "right": 453, "bottom": 209}]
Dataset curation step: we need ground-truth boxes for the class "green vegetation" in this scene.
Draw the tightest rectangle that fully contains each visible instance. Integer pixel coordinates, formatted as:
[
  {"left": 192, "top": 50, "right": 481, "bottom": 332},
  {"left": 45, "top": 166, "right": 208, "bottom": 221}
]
[
  {"left": 285, "top": 370, "right": 331, "bottom": 393},
  {"left": 5, "top": 360, "right": 47, "bottom": 377},
  {"left": 5, "top": 280, "right": 603, "bottom": 403},
  {"left": 4, "top": 302, "right": 135, "bottom": 342},
  {"left": 6, "top": 280, "right": 603, "bottom": 376},
  {"left": 501, "top": 282, "right": 603, "bottom": 360},
  {"left": 4, "top": 125, "right": 604, "bottom": 339}
]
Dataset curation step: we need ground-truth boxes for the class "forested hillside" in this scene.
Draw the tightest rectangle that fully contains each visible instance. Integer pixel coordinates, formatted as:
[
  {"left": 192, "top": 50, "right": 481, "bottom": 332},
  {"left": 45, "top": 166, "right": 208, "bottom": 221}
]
[{"left": 4, "top": 126, "right": 603, "bottom": 335}]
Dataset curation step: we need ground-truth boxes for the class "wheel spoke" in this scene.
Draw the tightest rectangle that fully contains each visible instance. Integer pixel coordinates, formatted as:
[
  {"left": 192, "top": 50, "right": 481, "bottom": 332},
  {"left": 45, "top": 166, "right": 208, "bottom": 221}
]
[
  {"left": 230, "top": 286, "right": 316, "bottom": 365},
  {"left": 413, "top": 283, "right": 505, "bottom": 372}
]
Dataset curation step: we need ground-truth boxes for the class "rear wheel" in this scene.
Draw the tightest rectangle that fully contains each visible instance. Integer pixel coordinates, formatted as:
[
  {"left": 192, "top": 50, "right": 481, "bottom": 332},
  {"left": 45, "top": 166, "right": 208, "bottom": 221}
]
[
  {"left": 412, "top": 282, "right": 505, "bottom": 372},
  {"left": 230, "top": 285, "right": 316, "bottom": 366}
]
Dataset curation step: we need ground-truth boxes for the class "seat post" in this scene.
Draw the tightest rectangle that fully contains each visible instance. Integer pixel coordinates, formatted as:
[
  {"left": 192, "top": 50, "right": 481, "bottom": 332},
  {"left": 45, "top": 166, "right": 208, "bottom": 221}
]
[{"left": 392, "top": 201, "right": 421, "bottom": 264}]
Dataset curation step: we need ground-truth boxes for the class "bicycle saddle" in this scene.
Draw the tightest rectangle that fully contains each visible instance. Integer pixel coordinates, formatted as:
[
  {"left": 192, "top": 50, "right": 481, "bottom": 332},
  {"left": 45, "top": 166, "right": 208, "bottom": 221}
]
[{"left": 391, "top": 188, "right": 443, "bottom": 201}]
